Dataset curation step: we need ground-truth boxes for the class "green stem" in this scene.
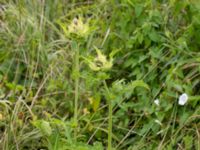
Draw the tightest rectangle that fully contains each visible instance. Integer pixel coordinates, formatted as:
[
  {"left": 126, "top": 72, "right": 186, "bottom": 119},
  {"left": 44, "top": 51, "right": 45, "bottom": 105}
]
[
  {"left": 103, "top": 80, "right": 112, "bottom": 150},
  {"left": 74, "top": 44, "right": 79, "bottom": 141}
]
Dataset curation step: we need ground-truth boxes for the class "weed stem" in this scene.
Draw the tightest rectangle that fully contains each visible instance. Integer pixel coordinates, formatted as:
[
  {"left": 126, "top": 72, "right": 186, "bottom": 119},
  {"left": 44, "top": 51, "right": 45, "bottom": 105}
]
[
  {"left": 74, "top": 44, "right": 79, "bottom": 141},
  {"left": 103, "top": 80, "right": 112, "bottom": 150}
]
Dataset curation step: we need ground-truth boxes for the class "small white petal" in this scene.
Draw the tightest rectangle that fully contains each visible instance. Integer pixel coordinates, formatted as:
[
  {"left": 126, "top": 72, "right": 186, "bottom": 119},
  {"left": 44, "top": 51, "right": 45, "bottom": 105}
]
[
  {"left": 178, "top": 93, "right": 188, "bottom": 106},
  {"left": 154, "top": 99, "right": 160, "bottom": 106},
  {"left": 155, "top": 119, "right": 162, "bottom": 126}
]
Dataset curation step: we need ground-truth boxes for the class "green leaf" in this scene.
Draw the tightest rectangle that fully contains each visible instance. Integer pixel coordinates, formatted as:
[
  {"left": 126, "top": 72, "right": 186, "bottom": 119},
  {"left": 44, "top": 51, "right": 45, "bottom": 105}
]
[
  {"left": 130, "top": 80, "right": 150, "bottom": 90},
  {"left": 183, "top": 135, "right": 193, "bottom": 149},
  {"left": 32, "top": 120, "right": 52, "bottom": 136},
  {"left": 149, "top": 30, "right": 160, "bottom": 42},
  {"left": 135, "top": 4, "right": 143, "bottom": 17}
]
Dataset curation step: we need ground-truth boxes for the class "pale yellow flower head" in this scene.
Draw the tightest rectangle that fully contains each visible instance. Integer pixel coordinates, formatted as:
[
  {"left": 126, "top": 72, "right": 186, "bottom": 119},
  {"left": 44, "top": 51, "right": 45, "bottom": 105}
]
[
  {"left": 89, "top": 48, "right": 113, "bottom": 71},
  {"left": 68, "top": 17, "right": 89, "bottom": 37}
]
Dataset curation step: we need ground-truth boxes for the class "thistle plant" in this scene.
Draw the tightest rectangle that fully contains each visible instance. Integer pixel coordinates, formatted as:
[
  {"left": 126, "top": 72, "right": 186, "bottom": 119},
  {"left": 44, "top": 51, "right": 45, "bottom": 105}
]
[
  {"left": 87, "top": 47, "right": 114, "bottom": 150},
  {"left": 60, "top": 16, "right": 90, "bottom": 140}
]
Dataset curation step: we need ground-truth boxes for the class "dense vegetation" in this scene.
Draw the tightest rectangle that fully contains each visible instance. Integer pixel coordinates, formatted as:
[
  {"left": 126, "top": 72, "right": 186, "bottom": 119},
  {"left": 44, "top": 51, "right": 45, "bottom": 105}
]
[{"left": 0, "top": 0, "right": 200, "bottom": 149}]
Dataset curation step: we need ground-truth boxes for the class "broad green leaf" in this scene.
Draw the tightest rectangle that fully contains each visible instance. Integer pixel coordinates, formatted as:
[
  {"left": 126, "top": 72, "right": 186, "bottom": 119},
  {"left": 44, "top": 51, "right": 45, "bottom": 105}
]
[
  {"left": 149, "top": 30, "right": 160, "bottom": 42},
  {"left": 135, "top": 4, "right": 143, "bottom": 17},
  {"left": 32, "top": 120, "right": 52, "bottom": 136},
  {"left": 130, "top": 80, "right": 150, "bottom": 90}
]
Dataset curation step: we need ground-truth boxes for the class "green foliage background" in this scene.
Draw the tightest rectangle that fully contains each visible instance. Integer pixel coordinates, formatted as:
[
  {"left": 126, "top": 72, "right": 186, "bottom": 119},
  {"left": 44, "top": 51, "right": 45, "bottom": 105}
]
[{"left": 0, "top": 0, "right": 200, "bottom": 149}]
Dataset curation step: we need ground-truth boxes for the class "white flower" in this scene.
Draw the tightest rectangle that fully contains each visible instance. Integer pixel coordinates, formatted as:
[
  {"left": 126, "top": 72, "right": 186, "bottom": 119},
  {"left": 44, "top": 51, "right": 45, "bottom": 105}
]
[
  {"left": 178, "top": 93, "right": 188, "bottom": 106},
  {"left": 154, "top": 99, "right": 160, "bottom": 106}
]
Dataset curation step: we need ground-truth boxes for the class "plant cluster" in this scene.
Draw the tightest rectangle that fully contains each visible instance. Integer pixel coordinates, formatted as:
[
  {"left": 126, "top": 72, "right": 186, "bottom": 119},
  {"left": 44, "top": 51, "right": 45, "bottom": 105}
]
[{"left": 0, "top": 0, "right": 200, "bottom": 150}]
